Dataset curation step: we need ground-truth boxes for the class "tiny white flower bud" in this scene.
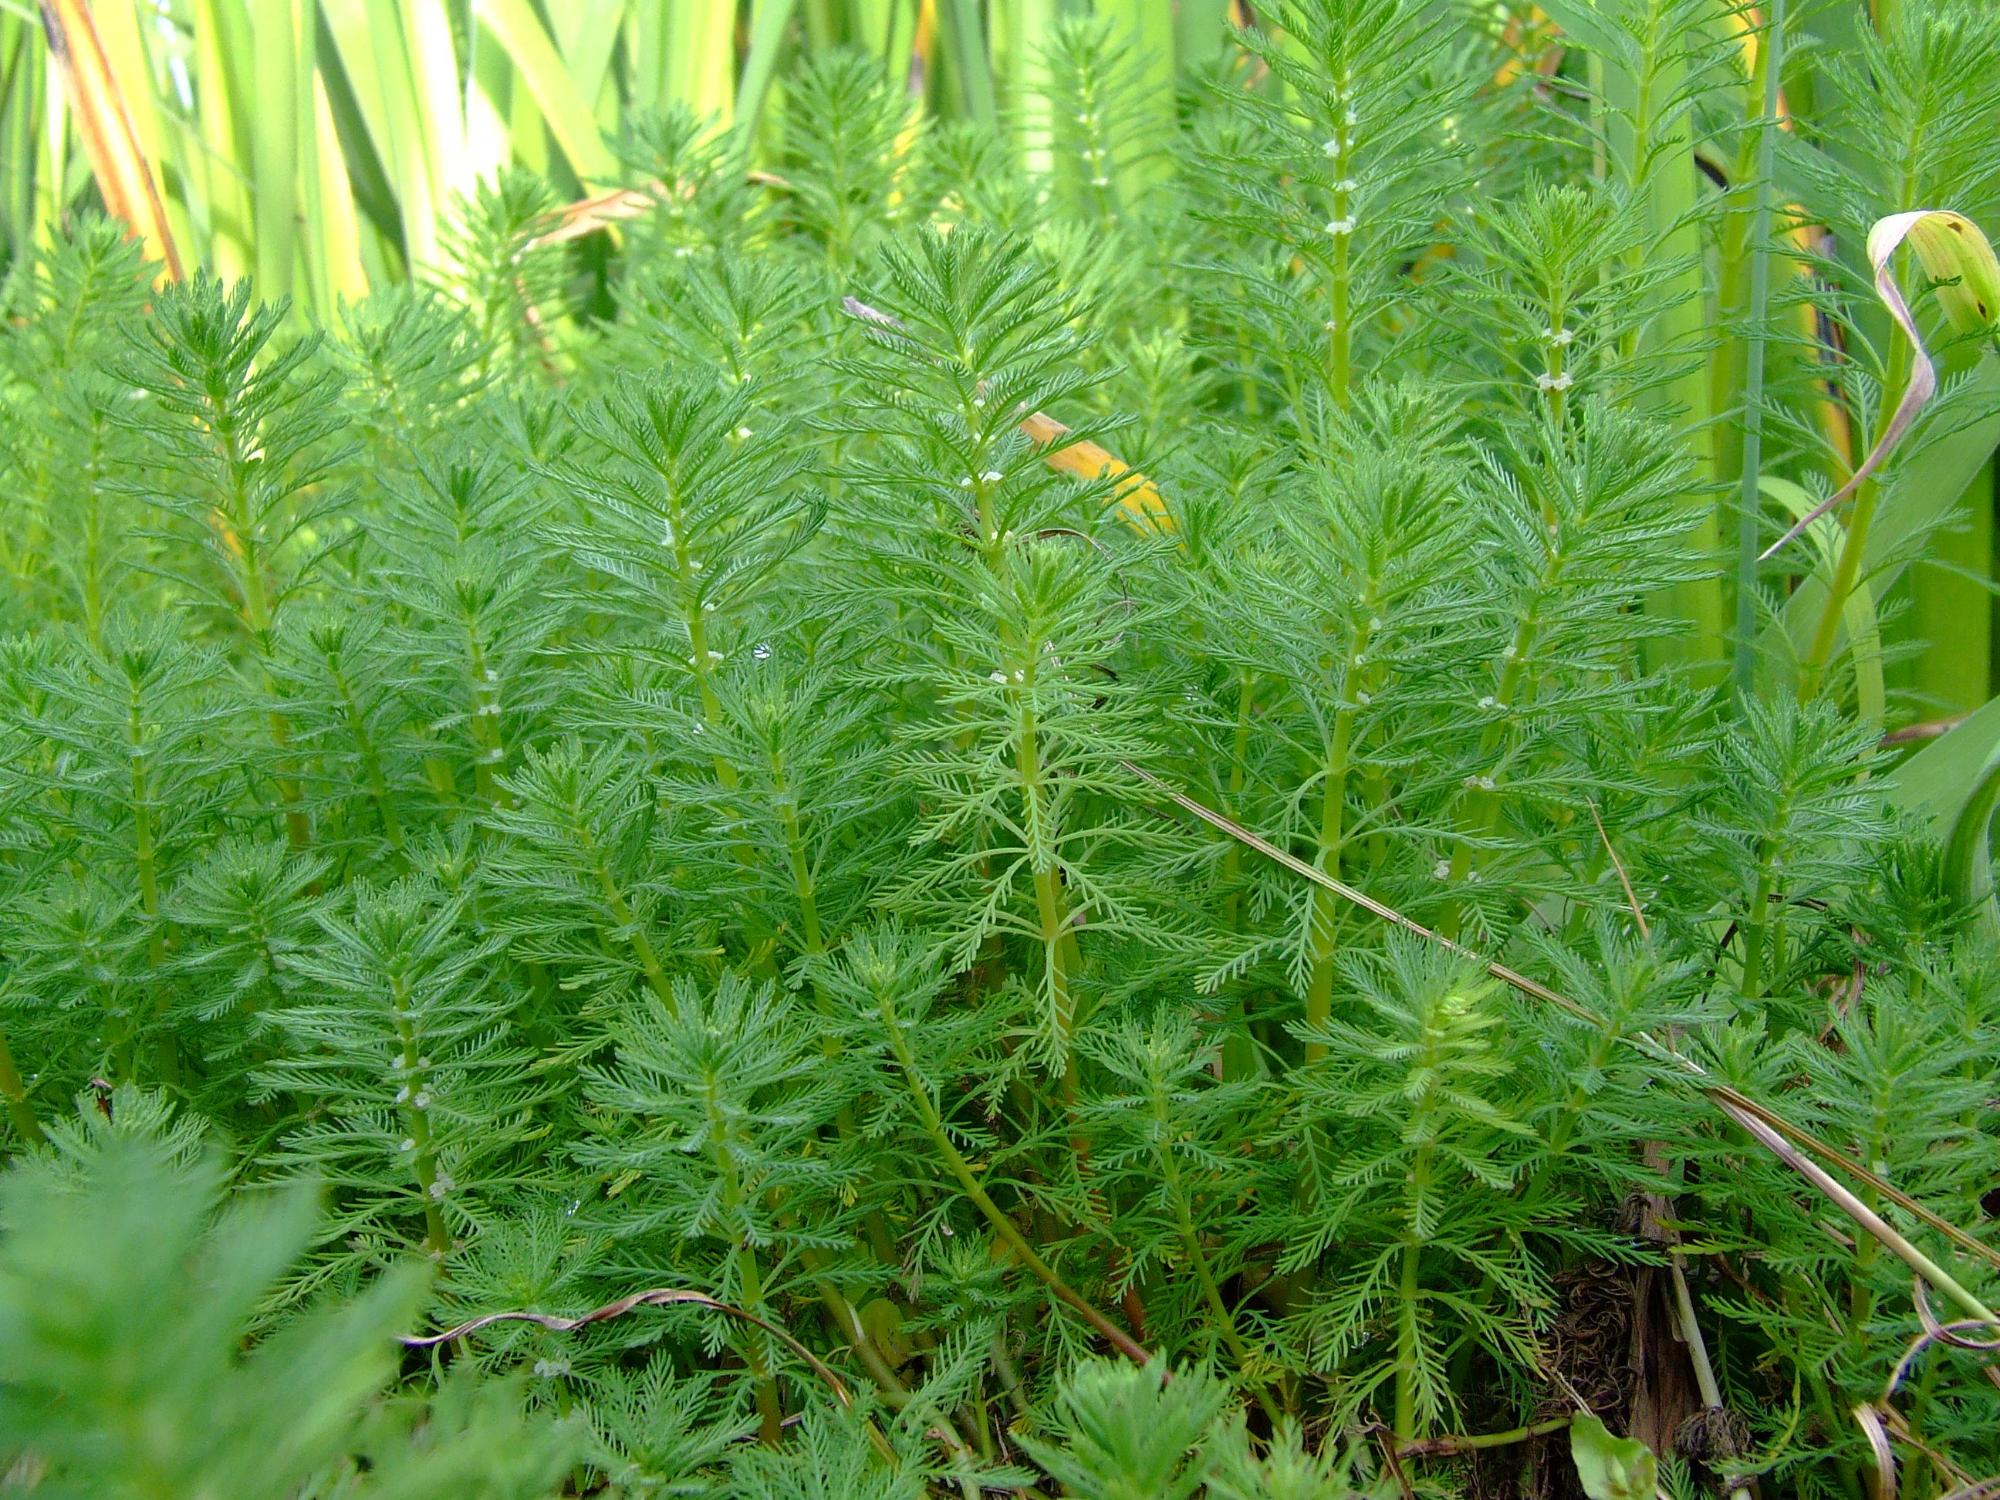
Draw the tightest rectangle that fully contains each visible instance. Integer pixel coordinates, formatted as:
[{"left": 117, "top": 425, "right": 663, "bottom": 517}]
[{"left": 1325, "top": 218, "right": 1356, "bottom": 236}]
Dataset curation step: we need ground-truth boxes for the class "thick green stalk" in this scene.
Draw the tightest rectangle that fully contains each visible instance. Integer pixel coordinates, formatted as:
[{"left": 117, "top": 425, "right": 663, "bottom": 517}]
[
  {"left": 1394, "top": 1133, "right": 1435, "bottom": 1442},
  {"left": 708, "top": 1114, "right": 783, "bottom": 1445},
  {"left": 1739, "top": 835, "right": 1778, "bottom": 1000},
  {"left": 1609, "top": 0, "right": 1727, "bottom": 677},
  {"left": 1322, "top": 90, "right": 1357, "bottom": 410},
  {"left": 389, "top": 974, "right": 451, "bottom": 1257},
  {"left": 1797, "top": 405, "right": 1897, "bottom": 701},
  {"left": 1731, "top": 0, "right": 1784, "bottom": 700},
  {"left": 464, "top": 634, "right": 508, "bottom": 810}
]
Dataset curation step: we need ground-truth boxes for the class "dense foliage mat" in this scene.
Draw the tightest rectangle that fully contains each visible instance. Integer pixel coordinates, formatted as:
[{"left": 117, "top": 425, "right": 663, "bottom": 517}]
[{"left": 3, "top": 5, "right": 2000, "bottom": 1496}]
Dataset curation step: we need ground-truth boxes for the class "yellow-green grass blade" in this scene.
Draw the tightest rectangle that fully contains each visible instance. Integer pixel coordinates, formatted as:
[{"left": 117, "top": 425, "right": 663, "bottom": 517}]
[
  {"left": 322, "top": 0, "right": 436, "bottom": 275},
  {"left": 91, "top": 0, "right": 194, "bottom": 270},
  {"left": 42, "top": 0, "right": 183, "bottom": 278},
  {"left": 662, "top": 0, "right": 736, "bottom": 124},
  {"left": 463, "top": 26, "right": 512, "bottom": 188},
  {"left": 1771, "top": 361, "right": 2000, "bottom": 699},
  {"left": 475, "top": 0, "right": 617, "bottom": 184},
  {"left": 1117, "top": 0, "right": 1176, "bottom": 189},
  {"left": 191, "top": 0, "right": 255, "bottom": 279},
  {"left": 1887, "top": 455, "right": 1992, "bottom": 717},
  {"left": 1175, "top": 0, "right": 1235, "bottom": 68},
  {"left": 739, "top": 0, "right": 799, "bottom": 151},
  {"left": 994, "top": 0, "right": 1056, "bottom": 174},
  {"left": 1, "top": 11, "right": 38, "bottom": 267},
  {"left": 248, "top": 0, "right": 300, "bottom": 300},
  {"left": 305, "top": 70, "right": 368, "bottom": 313},
  {"left": 401, "top": 1, "right": 469, "bottom": 211},
  {"left": 1882, "top": 692, "right": 2000, "bottom": 828},
  {"left": 548, "top": 0, "right": 625, "bottom": 128},
  {"left": 936, "top": 0, "right": 995, "bottom": 125}
]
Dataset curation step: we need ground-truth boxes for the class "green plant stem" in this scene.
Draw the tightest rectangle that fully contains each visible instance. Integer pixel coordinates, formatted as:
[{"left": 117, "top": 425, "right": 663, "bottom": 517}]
[
  {"left": 1394, "top": 1129, "right": 1436, "bottom": 1442},
  {"left": 876, "top": 988, "right": 1151, "bottom": 1364},
  {"left": 1147, "top": 1091, "right": 1280, "bottom": 1421},
  {"left": 465, "top": 634, "right": 507, "bottom": 809},
  {"left": 326, "top": 658, "right": 405, "bottom": 853},
  {"left": 388, "top": 974, "right": 450, "bottom": 1258},
  {"left": 1399, "top": 1416, "right": 1572, "bottom": 1457},
  {"left": 1219, "top": 668, "right": 1256, "bottom": 935},
  {"left": 129, "top": 685, "right": 165, "bottom": 973},
  {"left": 1303, "top": 614, "right": 1373, "bottom": 1057},
  {"left": 1443, "top": 606, "right": 1540, "bottom": 937},
  {"left": 772, "top": 745, "right": 903, "bottom": 1268},
  {"left": 214, "top": 420, "right": 311, "bottom": 849},
  {"left": 1799, "top": 331, "right": 1911, "bottom": 700},
  {"left": 1740, "top": 843, "right": 1777, "bottom": 1001},
  {"left": 1668, "top": 1256, "right": 1753, "bottom": 1500},
  {"left": 1732, "top": 0, "right": 1784, "bottom": 700},
  {"left": 707, "top": 1101, "right": 784, "bottom": 1444}
]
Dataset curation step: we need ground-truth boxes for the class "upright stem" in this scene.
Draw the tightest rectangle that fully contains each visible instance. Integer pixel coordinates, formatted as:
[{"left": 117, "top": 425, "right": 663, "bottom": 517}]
[
  {"left": 215, "top": 420, "right": 310, "bottom": 850},
  {"left": 1304, "top": 605, "right": 1378, "bottom": 1052},
  {"left": 1322, "top": 66, "right": 1357, "bottom": 409},
  {"left": 465, "top": 635, "right": 508, "bottom": 810},
  {"left": 1150, "top": 1092, "right": 1281, "bottom": 1421},
  {"left": 877, "top": 989, "right": 1150, "bottom": 1365},
  {"left": 1731, "top": 0, "right": 1785, "bottom": 703},
  {"left": 1394, "top": 1135, "right": 1434, "bottom": 1442},
  {"left": 389, "top": 976, "right": 451, "bottom": 1258},
  {"left": 1442, "top": 606, "right": 1541, "bottom": 938},
  {"left": 327, "top": 659, "right": 405, "bottom": 853},
  {"left": 721, "top": 1156, "right": 783, "bottom": 1444}
]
